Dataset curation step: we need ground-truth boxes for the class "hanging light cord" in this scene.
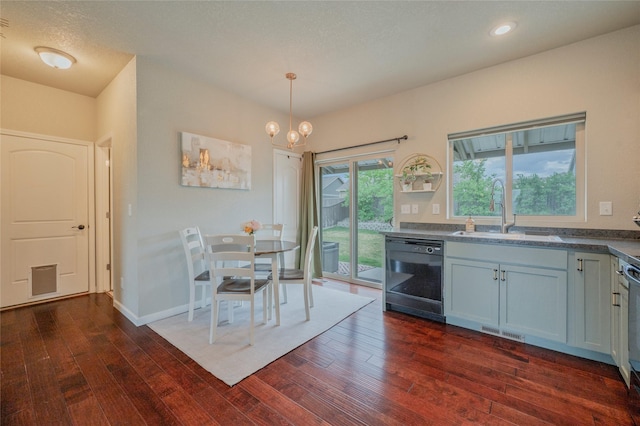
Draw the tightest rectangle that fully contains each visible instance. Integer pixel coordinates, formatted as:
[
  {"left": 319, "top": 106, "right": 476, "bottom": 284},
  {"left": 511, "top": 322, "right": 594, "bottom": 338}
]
[{"left": 289, "top": 77, "right": 293, "bottom": 134}]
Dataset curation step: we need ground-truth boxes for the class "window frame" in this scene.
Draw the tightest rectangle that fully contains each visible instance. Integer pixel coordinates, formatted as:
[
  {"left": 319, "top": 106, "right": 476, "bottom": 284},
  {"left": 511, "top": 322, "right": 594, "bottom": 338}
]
[{"left": 447, "top": 114, "right": 586, "bottom": 223}]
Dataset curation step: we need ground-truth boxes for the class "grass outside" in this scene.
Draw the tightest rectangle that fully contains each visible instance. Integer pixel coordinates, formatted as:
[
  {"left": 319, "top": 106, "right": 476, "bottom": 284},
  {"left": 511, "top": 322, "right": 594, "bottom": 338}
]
[{"left": 322, "top": 226, "right": 385, "bottom": 268}]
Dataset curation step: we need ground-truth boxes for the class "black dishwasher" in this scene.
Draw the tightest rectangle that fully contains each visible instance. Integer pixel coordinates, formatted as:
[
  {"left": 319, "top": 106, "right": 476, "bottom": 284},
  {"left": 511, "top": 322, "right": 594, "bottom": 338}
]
[{"left": 385, "top": 237, "right": 444, "bottom": 322}]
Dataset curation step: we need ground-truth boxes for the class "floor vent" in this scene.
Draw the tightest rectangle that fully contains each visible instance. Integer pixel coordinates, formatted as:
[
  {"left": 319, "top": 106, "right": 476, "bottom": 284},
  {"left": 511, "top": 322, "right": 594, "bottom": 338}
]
[
  {"left": 480, "top": 326, "right": 525, "bottom": 342},
  {"left": 481, "top": 325, "right": 501, "bottom": 336},
  {"left": 501, "top": 330, "right": 525, "bottom": 342}
]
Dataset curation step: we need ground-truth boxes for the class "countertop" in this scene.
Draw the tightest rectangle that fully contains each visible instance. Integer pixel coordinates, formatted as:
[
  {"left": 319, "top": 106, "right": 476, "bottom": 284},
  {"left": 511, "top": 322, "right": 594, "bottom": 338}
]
[{"left": 381, "top": 226, "right": 640, "bottom": 267}]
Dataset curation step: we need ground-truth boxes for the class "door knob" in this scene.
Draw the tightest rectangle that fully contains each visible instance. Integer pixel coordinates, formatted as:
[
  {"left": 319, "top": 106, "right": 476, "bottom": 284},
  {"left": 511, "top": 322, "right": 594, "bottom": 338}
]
[{"left": 72, "top": 224, "right": 85, "bottom": 230}]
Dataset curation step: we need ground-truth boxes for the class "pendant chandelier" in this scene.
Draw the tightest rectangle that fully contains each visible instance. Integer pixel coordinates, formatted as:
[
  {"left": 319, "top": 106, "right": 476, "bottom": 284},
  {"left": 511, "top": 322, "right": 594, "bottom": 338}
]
[{"left": 265, "top": 73, "right": 312, "bottom": 150}]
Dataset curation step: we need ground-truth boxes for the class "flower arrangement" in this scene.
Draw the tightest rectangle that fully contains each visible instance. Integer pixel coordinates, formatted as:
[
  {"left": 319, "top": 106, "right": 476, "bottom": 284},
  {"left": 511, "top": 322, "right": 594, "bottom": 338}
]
[{"left": 243, "top": 220, "right": 262, "bottom": 235}]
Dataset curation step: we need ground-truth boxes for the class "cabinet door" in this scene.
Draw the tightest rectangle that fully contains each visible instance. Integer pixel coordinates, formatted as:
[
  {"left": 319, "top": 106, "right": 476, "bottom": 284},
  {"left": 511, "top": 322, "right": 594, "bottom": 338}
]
[
  {"left": 619, "top": 257, "right": 631, "bottom": 387},
  {"left": 445, "top": 258, "right": 499, "bottom": 326},
  {"left": 620, "top": 283, "right": 630, "bottom": 387},
  {"left": 500, "top": 265, "right": 568, "bottom": 342},
  {"left": 611, "top": 257, "right": 621, "bottom": 365},
  {"left": 573, "top": 253, "right": 611, "bottom": 353}
]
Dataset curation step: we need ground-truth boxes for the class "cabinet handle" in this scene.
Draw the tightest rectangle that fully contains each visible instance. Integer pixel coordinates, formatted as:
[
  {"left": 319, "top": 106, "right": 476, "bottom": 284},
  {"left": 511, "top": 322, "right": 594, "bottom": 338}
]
[
  {"left": 493, "top": 269, "right": 498, "bottom": 280},
  {"left": 612, "top": 292, "right": 621, "bottom": 307},
  {"left": 616, "top": 269, "right": 624, "bottom": 276},
  {"left": 500, "top": 270, "right": 506, "bottom": 281},
  {"left": 577, "top": 258, "right": 583, "bottom": 272}
]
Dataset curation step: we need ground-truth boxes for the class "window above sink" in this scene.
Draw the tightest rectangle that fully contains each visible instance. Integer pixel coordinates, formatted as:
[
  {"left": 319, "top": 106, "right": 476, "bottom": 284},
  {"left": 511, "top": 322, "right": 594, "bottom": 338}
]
[{"left": 448, "top": 112, "right": 586, "bottom": 223}]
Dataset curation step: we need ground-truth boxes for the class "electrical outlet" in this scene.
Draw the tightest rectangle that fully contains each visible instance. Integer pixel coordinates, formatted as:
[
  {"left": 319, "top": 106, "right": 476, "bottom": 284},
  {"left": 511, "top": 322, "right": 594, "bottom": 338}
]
[
  {"left": 411, "top": 204, "right": 419, "bottom": 214},
  {"left": 401, "top": 204, "right": 410, "bottom": 214},
  {"left": 599, "top": 201, "right": 612, "bottom": 216},
  {"left": 432, "top": 203, "right": 440, "bottom": 215}
]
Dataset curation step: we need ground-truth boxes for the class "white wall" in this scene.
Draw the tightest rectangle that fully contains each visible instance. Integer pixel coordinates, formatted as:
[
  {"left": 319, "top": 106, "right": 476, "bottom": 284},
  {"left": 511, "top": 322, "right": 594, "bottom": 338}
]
[
  {"left": 310, "top": 25, "right": 640, "bottom": 230},
  {"left": 0, "top": 57, "right": 291, "bottom": 323},
  {"left": 132, "top": 57, "right": 290, "bottom": 318},
  {"left": 0, "top": 75, "right": 96, "bottom": 141},
  {"left": 96, "top": 58, "right": 139, "bottom": 316}
]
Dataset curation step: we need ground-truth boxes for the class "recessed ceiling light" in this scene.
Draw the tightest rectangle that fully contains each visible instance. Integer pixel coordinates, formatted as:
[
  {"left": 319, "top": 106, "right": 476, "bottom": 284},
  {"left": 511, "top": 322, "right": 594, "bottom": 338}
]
[
  {"left": 34, "top": 46, "right": 76, "bottom": 69},
  {"left": 490, "top": 22, "right": 517, "bottom": 37}
]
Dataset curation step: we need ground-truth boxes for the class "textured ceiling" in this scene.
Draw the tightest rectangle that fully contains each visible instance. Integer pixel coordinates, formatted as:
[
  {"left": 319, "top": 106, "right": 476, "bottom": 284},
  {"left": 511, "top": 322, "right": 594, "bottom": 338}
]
[{"left": 1, "top": 1, "right": 639, "bottom": 118}]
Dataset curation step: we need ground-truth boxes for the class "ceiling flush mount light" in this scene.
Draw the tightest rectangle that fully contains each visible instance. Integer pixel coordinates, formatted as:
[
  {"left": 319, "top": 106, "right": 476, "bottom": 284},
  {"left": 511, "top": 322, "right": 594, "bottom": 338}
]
[
  {"left": 35, "top": 46, "right": 76, "bottom": 69},
  {"left": 490, "top": 22, "right": 517, "bottom": 37},
  {"left": 265, "top": 72, "right": 312, "bottom": 150}
]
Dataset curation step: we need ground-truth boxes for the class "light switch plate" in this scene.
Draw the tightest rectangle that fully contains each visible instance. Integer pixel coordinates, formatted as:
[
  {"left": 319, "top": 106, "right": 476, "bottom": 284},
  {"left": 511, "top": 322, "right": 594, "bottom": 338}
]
[
  {"left": 401, "top": 204, "right": 410, "bottom": 214},
  {"left": 411, "top": 204, "right": 419, "bottom": 214},
  {"left": 599, "top": 201, "right": 612, "bottom": 216},
  {"left": 432, "top": 204, "right": 440, "bottom": 215}
]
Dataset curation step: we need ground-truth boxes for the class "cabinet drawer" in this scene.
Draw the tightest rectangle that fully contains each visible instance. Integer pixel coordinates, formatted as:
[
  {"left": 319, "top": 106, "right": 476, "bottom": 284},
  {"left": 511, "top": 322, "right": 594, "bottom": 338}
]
[{"left": 446, "top": 241, "right": 567, "bottom": 270}]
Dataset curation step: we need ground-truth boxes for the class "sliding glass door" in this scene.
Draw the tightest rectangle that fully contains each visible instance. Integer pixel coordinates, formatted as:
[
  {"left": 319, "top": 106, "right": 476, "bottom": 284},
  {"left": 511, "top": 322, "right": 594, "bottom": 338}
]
[{"left": 319, "top": 154, "right": 394, "bottom": 287}]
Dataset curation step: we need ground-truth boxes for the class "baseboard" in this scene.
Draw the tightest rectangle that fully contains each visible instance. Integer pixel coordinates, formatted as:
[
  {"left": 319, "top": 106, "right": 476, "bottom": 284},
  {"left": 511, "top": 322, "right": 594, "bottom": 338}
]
[
  {"left": 113, "top": 299, "right": 143, "bottom": 326},
  {"left": 113, "top": 299, "right": 202, "bottom": 326}
]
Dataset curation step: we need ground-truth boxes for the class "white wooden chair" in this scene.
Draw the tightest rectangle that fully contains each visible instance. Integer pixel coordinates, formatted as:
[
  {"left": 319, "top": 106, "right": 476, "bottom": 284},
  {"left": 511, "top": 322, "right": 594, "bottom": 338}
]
[
  {"left": 270, "top": 226, "right": 318, "bottom": 321},
  {"left": 204, "top": 234, "right": 271, "bottom": 345},
  {"left": 253, "top": 223, "right": 284, "bottom": 275},
  {"left": 253, "top": 224, "right": 288, "bottom": 303},
  {"left": 179, "top": 227, "right": 210, "bottom": 321}
]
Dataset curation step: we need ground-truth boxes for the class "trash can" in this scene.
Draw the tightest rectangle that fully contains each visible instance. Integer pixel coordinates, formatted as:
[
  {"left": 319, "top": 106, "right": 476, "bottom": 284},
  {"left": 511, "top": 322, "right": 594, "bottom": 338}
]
[{"left": 322, "top": 241, "right": 339, "bottom": 273}]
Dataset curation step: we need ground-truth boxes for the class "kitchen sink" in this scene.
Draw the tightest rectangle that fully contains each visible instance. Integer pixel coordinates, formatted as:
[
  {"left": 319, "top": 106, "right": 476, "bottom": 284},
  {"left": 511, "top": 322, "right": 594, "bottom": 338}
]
[{"left": 451, "top": 230, "right": 562, "bottom": 242}]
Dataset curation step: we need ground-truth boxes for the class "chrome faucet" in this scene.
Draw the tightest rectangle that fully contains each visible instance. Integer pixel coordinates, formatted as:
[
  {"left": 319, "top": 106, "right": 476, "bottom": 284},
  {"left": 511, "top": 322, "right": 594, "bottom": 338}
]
[{"left": 490, "top": 178, "right": 515, "bottom": 233}]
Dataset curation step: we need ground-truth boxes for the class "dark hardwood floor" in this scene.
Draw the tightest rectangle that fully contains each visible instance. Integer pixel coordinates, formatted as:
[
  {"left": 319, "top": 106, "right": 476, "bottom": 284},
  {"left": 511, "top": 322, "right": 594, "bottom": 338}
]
[{"left": 2, "top": 279, "right": 638, "bottom": 425}]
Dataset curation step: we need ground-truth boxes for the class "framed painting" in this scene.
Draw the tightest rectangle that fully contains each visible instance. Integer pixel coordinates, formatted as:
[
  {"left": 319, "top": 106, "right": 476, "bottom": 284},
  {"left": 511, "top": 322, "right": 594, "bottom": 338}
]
[{"left": 180, "top": 132, "right": 251, "bottom": 190}]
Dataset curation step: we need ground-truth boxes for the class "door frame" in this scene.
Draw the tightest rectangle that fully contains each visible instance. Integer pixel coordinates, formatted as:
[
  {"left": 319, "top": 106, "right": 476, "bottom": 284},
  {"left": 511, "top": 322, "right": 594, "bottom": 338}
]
[
  {"left": 0, "top": 128, "right": 97, "bottom": 300},
  {"left": 316, "top": 149, "right": 395, "bottom": 289},
  {"left": 95, "top": 134, "right": 113, "bottom": 293}
]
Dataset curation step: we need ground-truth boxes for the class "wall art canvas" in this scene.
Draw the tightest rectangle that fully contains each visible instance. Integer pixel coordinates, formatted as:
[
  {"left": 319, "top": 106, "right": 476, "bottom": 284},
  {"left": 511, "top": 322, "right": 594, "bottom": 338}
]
[{"left": 180, "top": 132, "right": 251, "bottom": 190}]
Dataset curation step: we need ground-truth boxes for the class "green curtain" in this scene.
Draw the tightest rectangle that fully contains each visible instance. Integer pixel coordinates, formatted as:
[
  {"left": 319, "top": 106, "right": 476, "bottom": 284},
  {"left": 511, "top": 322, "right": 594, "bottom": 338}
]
[{"left": 298, "top": 151, "right": 322, "bottom": 277}]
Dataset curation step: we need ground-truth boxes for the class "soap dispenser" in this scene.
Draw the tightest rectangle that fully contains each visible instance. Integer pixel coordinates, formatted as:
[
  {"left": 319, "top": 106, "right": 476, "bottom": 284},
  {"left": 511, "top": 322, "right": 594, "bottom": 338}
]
[{"left": 465, "top": 216, "right": 475, "bottom": 233}]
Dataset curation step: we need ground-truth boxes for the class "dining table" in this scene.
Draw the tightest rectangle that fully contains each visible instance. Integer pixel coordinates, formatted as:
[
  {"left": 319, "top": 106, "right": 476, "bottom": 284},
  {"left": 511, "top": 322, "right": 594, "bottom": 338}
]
[{"left": 254, "top": 239, "right": 299, "bottom": 326}]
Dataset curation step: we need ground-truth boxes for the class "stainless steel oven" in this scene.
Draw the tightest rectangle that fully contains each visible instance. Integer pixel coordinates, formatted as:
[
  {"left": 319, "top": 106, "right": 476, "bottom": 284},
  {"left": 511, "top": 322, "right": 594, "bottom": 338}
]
[
  {"left": 384, "top": 237, "right": 444, "bottom": 322},
  {"left": 626, "top": 262, "right": 640, "bottom": 399}
]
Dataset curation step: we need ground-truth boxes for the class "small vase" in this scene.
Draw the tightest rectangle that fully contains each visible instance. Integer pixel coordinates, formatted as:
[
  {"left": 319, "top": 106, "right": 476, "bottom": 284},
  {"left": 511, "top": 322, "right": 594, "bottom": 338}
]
[
  {"left": 402, "top": 183, "right": 412, "bottom": 192},
  {"left": 423, "top": 182, "right": 432, "bottom": 191}
]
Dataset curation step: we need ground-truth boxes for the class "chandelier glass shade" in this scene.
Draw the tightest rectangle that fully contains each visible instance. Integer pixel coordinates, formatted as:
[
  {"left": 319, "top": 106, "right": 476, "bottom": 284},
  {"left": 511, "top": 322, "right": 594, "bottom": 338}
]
[{"left": 266, "top": 73, "right": 312, "bottom": 150}]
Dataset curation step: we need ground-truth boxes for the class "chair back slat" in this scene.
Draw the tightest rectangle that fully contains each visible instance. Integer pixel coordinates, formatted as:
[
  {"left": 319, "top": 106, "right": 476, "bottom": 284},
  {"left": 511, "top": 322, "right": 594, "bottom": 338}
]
[
  {"left": 302, "top": 226, "right": 319, "bottom": 280},
  {"left": 179, "top": 226, "right": 206, "bottom": 280},
  {"left": 204, "top": 234, "right": 257, "bottom": 284},
  {"left": 255, "top": 224, "right": 284, "bottom": 241}
]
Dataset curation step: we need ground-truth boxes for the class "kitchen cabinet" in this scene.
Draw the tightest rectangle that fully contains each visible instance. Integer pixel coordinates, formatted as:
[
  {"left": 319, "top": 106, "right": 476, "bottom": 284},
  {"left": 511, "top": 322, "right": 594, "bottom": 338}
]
[
  {"left": 445, "top": 242, "right": 568, "bottom": 343},
  {"left": 611, "top": 256, "right": 630, "bottom": 386},
  {"left": 570, "top": 252, "right": 611, "bottom": 354}
]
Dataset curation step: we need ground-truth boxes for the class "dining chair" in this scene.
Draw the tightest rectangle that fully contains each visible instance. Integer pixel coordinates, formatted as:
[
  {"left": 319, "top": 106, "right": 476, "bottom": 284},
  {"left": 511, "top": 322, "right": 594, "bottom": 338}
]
[
  {"left": 253, "top": 223, "right": 284, "bottom": 275},
  {"left": 204, "top": 234, "right": 271, "bottom": 345},
  {"left": 179, "top": 226, "right": 210, "bottom": 321},
  {"left": 270, "top": 226, "right": 318, "bottom": 321}
]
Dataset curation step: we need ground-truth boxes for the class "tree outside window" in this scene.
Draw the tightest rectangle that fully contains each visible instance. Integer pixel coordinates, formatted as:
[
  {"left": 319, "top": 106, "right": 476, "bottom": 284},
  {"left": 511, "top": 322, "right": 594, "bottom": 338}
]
[{"left": 451, "top": 119, "right": 581, "bottom": 218}]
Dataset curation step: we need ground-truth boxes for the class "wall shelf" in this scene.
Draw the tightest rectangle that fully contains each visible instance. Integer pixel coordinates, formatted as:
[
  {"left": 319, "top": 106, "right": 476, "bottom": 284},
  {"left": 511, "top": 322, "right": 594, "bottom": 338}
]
[{"left": 395, "top": 154, "right": 443, "bottom": 193}]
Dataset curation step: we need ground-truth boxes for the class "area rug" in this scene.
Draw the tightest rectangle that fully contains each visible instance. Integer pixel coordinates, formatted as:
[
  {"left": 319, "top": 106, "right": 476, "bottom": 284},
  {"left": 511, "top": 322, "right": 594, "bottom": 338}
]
[{"left": 148, "top": 285, "right": 375, "bottom": 386}]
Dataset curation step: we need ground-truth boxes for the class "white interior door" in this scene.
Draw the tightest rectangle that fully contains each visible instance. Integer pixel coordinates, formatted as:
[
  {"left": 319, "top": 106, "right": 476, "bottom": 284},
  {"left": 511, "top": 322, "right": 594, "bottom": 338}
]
[
  {"left": 1, "top": 133, "right": 92, "bottom": 307},
  {"left": 273, "top": 150, "right": 302, "bottom": 266}
]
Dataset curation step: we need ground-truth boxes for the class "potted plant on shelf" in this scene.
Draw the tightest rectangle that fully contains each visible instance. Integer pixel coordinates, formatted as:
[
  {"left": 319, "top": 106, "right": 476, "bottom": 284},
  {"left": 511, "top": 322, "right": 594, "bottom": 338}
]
[
  {"left": 401, "top": 170, "right": 417, "bottom": 192},
  {"left": 401, "top": 156, "right": 432, "bottom": 191},
  {"left": 409, "top": 156, "right": 432, "bottom": 178}
]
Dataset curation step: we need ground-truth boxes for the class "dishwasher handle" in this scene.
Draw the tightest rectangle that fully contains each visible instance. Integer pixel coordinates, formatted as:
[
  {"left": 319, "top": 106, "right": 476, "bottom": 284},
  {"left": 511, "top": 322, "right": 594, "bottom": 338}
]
[{"left": 624, "top": 264, "right": 640, "bottom": 286}]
